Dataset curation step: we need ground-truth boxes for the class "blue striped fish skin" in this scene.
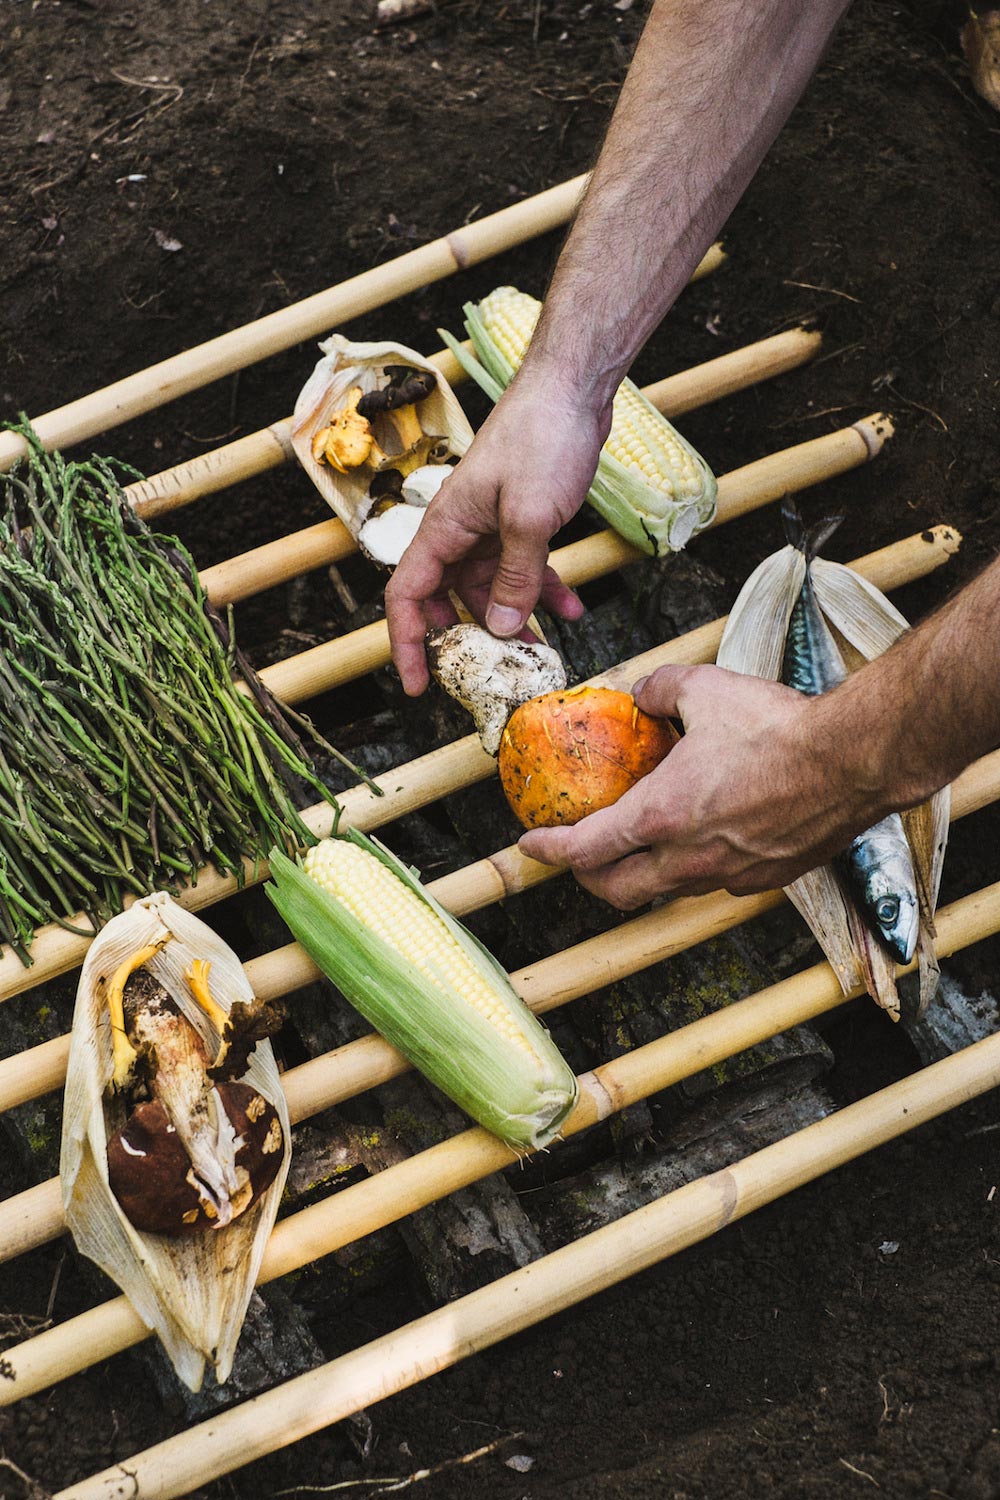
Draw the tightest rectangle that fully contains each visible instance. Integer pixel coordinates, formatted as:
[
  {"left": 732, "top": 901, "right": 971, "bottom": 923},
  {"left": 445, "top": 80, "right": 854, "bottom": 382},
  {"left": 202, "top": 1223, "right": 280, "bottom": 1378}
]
[
  {"left": 780, "top": 510, "right": 919, "bottom": 966},
  {"left": 781, "top": 566, "right": 846, "bottom": 697}
]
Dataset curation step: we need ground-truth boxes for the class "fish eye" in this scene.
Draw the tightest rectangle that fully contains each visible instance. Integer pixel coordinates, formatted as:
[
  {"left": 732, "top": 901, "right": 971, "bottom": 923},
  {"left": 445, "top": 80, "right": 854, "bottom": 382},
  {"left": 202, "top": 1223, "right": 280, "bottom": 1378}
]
[{"left": 875, "top": 897, "right": 900, "bottom": 925}]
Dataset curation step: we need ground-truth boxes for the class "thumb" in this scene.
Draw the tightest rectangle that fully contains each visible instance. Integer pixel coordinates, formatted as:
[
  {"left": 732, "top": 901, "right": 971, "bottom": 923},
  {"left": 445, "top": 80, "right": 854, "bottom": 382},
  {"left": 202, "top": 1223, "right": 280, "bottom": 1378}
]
[
  {"left": 632, "top": 663, "right": 700, "bottom": 721},
  {"left": 485, "top": 523, "right": 550, "bottom": 639}
]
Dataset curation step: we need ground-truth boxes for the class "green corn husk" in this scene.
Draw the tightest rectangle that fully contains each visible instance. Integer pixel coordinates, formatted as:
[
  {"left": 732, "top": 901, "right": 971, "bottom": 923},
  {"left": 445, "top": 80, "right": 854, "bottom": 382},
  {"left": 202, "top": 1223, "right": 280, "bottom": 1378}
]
[
  {"left": 438, "top": 286, "right": 717, "bottom": 556},
  {"left": 266, "top": 829, "right": 578, "bottom": 1150}
]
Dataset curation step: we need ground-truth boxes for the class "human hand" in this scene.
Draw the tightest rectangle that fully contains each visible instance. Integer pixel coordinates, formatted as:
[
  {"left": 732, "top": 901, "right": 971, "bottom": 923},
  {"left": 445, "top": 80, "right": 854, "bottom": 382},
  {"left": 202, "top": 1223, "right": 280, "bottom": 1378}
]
[
  {"left": 385, "top": 372, "right": 610, "bottom": 695},
  {"left": 518, "top": 662, "right": 884, "bottom": 908}
]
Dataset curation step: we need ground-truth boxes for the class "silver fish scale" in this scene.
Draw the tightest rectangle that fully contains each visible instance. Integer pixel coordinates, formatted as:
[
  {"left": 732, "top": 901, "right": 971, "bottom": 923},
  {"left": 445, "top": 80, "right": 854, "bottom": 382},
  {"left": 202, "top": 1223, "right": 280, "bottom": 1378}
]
[{"left": 782, "top": 552, "right": 919, "bottom": 966}]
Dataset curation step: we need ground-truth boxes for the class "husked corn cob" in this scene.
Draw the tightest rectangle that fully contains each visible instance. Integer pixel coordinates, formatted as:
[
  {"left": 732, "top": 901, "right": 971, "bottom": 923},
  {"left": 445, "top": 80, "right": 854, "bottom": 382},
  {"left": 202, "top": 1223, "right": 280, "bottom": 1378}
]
[
  {"left": 266, "top": 830, "right": 578, "bottom": 1150},
  {"left": 303, "top": 837, "right": 532, "bottom": 1052},
  {"left": 440, "top": 285, "right": 717, "bottom": 556}
]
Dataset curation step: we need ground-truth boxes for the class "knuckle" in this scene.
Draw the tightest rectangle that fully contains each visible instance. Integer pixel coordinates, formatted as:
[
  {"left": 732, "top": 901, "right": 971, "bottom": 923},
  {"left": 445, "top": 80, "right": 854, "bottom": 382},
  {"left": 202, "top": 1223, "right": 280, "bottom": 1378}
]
[{"left": 493, "top": 558, "right": 541, "bottom": 594}]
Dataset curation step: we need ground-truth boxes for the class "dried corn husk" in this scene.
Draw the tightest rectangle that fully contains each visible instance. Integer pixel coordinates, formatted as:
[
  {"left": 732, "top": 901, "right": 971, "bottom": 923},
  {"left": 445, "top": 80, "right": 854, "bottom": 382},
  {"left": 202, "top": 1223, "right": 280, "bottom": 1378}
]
[
  {"left": 291, "top": 336, "right": 474, "bottom": 564},
  {"left": 717, "top": 542, "right": 949, "bottom": 1021},
  {"left": 60, "top": 893, "right": 291, "bottom": 1391}
]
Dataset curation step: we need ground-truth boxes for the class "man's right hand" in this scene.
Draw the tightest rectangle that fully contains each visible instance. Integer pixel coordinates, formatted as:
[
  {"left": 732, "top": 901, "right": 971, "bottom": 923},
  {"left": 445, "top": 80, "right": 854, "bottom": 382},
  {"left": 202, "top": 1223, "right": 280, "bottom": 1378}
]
[{"left": 385, "top": 371, "right": 610, "bottom": 695}]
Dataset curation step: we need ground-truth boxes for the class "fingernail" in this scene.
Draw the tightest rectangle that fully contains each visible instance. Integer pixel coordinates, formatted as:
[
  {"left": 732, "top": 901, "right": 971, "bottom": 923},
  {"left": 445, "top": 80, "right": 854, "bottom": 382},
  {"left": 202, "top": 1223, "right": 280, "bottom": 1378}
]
[
  {"left": 632, "top": 675, "right": 649, "bottom": 698},
  {"left": 486, "top": 603, "right": 522, "bottom": 637}
]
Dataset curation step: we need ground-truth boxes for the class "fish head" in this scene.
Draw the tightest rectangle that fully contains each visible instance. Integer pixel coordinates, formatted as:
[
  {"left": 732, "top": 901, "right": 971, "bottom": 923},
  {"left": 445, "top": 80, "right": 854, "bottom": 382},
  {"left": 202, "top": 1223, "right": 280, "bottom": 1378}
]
[{"left": 863, "top": 861, "right": 920, "bottom": 965}]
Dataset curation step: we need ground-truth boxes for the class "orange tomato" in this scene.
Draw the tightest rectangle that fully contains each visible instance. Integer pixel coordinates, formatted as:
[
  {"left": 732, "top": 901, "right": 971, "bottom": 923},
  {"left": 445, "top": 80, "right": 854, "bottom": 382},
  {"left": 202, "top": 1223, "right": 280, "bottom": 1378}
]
[{"left": 498, "top": 685, "right": 679, "bottom": 830}]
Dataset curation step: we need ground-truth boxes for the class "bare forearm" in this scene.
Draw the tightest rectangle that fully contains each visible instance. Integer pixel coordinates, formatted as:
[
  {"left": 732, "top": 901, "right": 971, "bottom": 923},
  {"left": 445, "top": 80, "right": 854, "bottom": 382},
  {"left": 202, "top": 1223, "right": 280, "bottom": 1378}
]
[
  {"left": 813, "top": 556, "right": 1000, "bottom": 815},
  {"left": 522, "top": 0, "right": 851, "bottom": 410}
]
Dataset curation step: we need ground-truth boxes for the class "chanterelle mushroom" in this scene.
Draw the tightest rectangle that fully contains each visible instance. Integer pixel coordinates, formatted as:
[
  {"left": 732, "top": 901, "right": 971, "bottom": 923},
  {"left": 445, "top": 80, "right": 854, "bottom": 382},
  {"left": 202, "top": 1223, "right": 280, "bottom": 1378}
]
[{"left": 311, "top": 385, "right": 388, "bottom": 473}]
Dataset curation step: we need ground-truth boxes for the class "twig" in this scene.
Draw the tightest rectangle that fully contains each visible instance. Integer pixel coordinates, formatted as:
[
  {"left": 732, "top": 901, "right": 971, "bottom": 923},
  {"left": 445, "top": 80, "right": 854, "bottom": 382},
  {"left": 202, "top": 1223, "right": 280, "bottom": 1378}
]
[
  {"left": 45, "top": 1251, "right": 65, "bottom": 1321},
  {"left": 273, "top": 1432, "right": 525, "bottom": 1497},
  {"left": 0, "top": 1455, "right": 51, "bottom": 1500},
  {"left": 783, "top": 279, "right": 862, "bottom": 304},
  {"left": 880, "top": 382, "right": 949, "bottom": 432},
  {"left": 839, "top": 1458, "right": 880, "bottom": 1486},
  {"left": 811, "top": 340, "right": 866, "bottom": 368},
  {"left": 0, "top": 1311, "right": 52, "bottom": 1350},
  {"left": 109, "top": 70, "right": 185, "bottom": 101}
]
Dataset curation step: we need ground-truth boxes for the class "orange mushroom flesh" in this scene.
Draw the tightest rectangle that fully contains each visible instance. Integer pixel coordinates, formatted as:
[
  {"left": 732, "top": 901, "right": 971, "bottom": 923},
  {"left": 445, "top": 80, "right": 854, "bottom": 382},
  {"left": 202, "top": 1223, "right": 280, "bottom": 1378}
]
[{"left": 498, "top": 685, "right": 679, "bottom": 830}]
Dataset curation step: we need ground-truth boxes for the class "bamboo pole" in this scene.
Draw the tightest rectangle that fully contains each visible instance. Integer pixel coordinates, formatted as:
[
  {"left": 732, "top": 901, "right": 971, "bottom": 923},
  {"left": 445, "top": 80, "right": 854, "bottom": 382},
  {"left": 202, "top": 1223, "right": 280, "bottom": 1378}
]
[
  {"left": 50, "top": 1002, "right": 1000, "bottom": 1500},
  {"left": 0, "top": 176, "right": 593, "bottom": 471},
  {"left": 128, "top": 321, "right": 815, "bottom": 527},
  {"left": 0, "top": 845, "right": 556, "bottom": 1114},
  {"left": 4, "top": 740, "right": 998, "bottom": 1268},
  {"left": 0, "top": 523, "right": 959, "bottom": 1010},
  {"left": 197, "top": 329, "right": 826, "bottom": 610},
  {"left": 3, "top": 737, "right": 996, "bottom": 1127},
  {"left": 7, "top": 877, "right": 1000, "bottom": 1413},
  {"left": 251, "top": 414, "right": 898, "bottom": 707},
  {"left": 0, "top": 885, "right": 779, "bottom": 1266}
]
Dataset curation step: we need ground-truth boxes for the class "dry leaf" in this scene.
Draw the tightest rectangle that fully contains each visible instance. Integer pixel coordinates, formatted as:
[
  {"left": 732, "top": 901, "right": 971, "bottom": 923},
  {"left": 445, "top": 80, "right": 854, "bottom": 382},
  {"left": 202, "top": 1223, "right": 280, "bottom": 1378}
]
[{"left": 962, "top": 10, "right": 1000, "bottom": 110}]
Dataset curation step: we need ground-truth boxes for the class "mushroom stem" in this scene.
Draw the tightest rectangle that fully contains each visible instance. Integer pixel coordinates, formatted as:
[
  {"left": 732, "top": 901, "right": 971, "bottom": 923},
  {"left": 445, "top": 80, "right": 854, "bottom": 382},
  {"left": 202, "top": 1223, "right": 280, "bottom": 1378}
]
[
  {"left": 106, "top": 939, "right": 170, "bottom": 1091},
  {"left": 185, "top": 959, "right": 232, "bottom": 1070},
  {"left": 387, "top": 403, "right": 424, "bottom": 451}
]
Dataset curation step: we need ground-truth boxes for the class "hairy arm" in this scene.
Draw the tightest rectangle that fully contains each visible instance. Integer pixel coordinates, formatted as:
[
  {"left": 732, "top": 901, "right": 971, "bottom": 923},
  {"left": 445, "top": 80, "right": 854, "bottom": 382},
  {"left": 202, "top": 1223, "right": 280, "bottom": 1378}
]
[
  {"left": 386, "top": 0, "right": 853, "bottom": 692},
  {"left": 519, "top": 556, "right": 1000, "bottom": 908}
]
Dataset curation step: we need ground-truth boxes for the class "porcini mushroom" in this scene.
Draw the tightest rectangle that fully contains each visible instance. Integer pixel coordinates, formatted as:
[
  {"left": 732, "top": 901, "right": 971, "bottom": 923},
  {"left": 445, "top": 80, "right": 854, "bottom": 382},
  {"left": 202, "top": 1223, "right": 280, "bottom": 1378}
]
[{"left": 60, "top": 892, "right": 291, "bottom": 1390}]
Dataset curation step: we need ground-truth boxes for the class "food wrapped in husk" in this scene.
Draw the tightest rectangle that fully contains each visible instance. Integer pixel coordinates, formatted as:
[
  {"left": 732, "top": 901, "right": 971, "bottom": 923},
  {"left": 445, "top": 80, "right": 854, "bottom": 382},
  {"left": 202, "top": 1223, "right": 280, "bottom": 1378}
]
[
  {"left": 717, "top": 510, "right": 949, "bottom": 1021},
  {"left": 60, "top": 893, "right": 290, "bottom": 1391},
  {"left": 291, "top": 336, "right": 474, "bottom": 567}
]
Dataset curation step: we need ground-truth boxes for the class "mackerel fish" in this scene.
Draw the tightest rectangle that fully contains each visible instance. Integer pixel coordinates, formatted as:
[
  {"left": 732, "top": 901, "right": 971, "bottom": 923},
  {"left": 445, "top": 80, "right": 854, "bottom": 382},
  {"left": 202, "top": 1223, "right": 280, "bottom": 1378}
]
[{"left": 780, "top": 502, "right": 919, "bottom": 965}]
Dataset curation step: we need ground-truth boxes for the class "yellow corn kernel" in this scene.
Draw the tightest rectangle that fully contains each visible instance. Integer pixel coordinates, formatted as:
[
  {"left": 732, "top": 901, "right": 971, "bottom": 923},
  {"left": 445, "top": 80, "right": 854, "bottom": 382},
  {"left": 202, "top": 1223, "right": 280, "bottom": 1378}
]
[
  {"left": 303, "top": 838, "right": 532, "bottom": 1053},
  {"left": 477, "top": 286, "right": 703, "bottom": 503}
]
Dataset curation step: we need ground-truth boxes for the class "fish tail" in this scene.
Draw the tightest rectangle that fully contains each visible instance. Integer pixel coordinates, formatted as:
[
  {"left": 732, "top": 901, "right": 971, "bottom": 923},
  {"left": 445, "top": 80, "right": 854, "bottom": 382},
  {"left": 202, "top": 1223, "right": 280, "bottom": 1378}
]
[{"left": 781, "top": 496, "right": 844, "bottom": 564}]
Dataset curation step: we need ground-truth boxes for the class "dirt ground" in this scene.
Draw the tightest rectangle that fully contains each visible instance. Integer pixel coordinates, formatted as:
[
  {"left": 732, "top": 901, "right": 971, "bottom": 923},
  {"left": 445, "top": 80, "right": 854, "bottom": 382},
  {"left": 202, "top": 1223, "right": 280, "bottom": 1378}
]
[{"left": 2, "top": 0, "right": 1000, "bottom": 1496}]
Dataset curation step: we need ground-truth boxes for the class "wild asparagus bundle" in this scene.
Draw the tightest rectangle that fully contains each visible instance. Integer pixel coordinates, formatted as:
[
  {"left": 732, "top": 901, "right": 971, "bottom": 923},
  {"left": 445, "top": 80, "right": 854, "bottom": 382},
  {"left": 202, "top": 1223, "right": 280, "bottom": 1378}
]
[{"left": 0, "top": 424, "right": 354, "bottom": 962}]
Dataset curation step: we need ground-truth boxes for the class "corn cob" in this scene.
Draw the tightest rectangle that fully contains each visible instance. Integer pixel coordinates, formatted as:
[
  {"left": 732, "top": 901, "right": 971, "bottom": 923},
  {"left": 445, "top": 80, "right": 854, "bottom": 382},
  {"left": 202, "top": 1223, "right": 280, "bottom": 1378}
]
[
  {"left": 266, "top": 830, "right": 578, "bottom": 1150},
  {"left": 439, "top": 285, "right": 717, "bottom": 556}
]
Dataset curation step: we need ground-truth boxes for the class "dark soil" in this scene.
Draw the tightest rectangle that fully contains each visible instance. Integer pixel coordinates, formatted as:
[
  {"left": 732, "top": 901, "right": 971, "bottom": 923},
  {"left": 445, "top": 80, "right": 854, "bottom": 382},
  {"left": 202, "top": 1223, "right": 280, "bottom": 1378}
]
[{"left": 2, "top": 1, "right": 1000, "bottom": 1497}]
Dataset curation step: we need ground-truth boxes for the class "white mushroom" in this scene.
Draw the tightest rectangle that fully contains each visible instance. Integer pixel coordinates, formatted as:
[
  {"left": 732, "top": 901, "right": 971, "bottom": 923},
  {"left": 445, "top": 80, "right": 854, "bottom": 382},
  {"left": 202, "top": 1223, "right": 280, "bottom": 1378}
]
[
  {"left": 401, "top": 463, "right": 454, "bottom": 507},
  {"left": 358, "top": 502, "right": 426, "bottom": 567},
  {"left": 426, "top": 623, "right": 567, "bottom": 756}
]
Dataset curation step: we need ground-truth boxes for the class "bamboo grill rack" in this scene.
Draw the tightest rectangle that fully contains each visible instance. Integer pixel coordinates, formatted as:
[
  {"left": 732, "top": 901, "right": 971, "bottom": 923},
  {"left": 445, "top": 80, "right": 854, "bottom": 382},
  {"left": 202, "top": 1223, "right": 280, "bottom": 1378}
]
[{"left": 0, "top": 178, "right": 995, "bottom": 1499}]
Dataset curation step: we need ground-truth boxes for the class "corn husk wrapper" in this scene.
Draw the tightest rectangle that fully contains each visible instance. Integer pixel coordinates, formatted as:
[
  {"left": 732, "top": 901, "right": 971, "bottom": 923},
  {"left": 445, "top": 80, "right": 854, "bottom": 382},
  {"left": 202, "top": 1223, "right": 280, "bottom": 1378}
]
[
  {"left": 717, "top": 546, "right": 949, "bottom": 1021},
  {"left": 439, "top": 296, "right": 717, "bottom": 556},
  {"left": 961, "top": 10, "right": 1000, "bottom": 111},
  {"left": 59, "top": 892, "right": 291, "bottom": 1391},
  {"left": 291, "top": 335, "right": 474, "bottom": 554},
  {"left": 266, "top": 830, "right": 578, "bottom": 1151}
]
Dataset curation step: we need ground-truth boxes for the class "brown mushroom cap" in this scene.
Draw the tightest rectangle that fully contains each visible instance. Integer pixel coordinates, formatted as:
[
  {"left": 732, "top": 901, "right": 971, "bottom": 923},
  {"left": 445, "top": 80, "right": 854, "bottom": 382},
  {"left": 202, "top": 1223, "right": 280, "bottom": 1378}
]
[{"left": 108, "top": 1084, "right": 284, "bottom": 1238}]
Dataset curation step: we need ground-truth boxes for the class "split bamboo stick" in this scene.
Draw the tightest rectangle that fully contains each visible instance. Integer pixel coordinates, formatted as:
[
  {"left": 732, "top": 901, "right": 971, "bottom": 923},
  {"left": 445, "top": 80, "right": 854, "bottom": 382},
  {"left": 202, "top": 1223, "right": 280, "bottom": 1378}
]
[
  {"left": 51, "top": 998, "right": 1000, "bottom": 1500},
  {"left": 128, "top": 321, "right": 815, "bottom": 527},
  {"left": 0, "top": 523, "right": 959, "bottom": 1012},
  {"left": 0, "top": 844, "right": 556, "bottom": 1114},
  {"left": 6, "top": 876, "right": 1000, "bottom": 1411},
  {"left": 250, "top": 414, "right": 898, "bottom": 707},
  {"left": 0, "top": 176, "right": 594, "bottom": 472},
  {"left": 197, "top": 329, "right": 827, "bottom": 610}
]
